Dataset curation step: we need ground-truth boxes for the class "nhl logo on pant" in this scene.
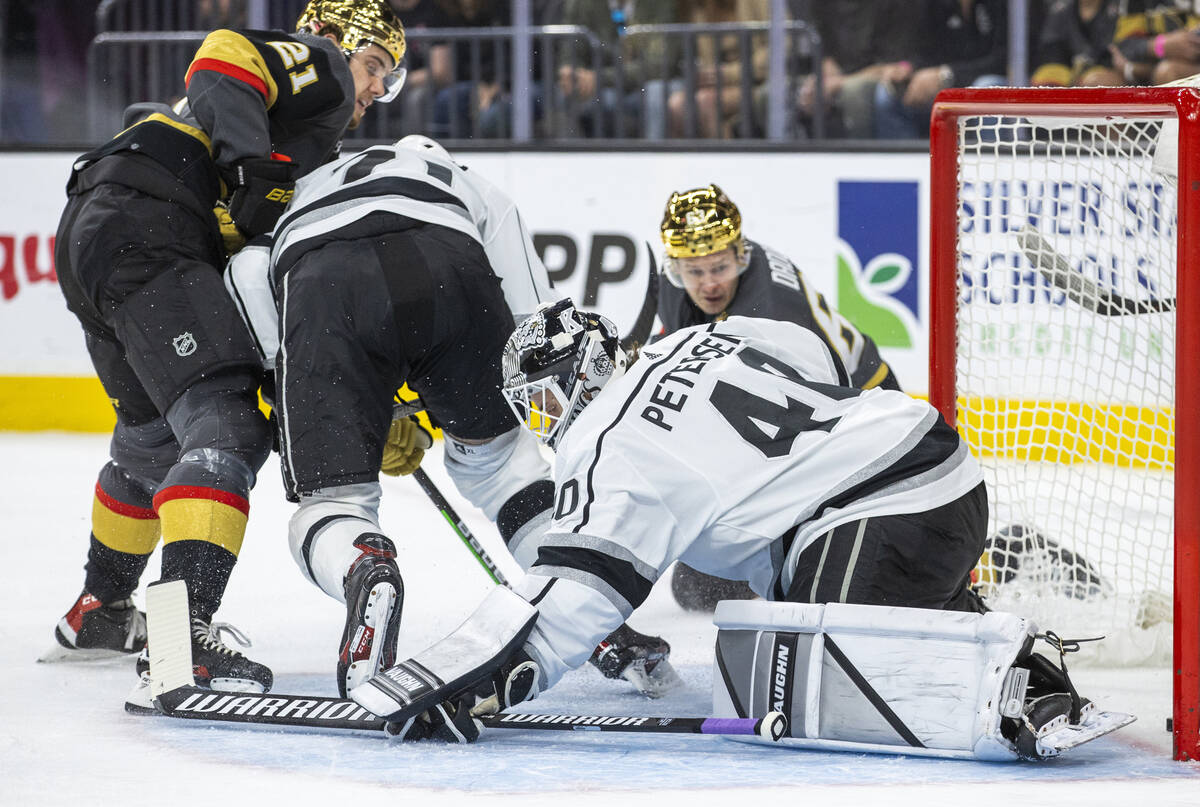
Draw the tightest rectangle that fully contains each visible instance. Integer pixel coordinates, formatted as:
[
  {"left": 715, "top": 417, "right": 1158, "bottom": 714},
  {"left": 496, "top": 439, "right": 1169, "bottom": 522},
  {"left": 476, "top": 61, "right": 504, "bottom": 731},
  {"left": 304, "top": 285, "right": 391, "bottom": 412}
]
[{"left": 172, "top": 332, "right": 197, "bottom": 357}]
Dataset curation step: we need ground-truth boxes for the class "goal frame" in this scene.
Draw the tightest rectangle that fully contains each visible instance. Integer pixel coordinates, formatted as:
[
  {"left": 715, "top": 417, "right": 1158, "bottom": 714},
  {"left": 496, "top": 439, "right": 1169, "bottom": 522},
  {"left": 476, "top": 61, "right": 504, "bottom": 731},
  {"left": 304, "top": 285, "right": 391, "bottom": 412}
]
[{"left": 929, "top": 86, "right": 1200, "bottom": 762}]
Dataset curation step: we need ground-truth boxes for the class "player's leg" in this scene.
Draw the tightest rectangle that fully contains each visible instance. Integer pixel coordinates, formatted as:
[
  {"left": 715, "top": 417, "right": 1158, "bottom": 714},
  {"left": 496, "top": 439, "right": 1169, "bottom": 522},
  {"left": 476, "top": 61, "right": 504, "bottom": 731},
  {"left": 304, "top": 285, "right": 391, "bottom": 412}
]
[
  {"left": 100, "top": 206, "right": 272, "bottom": 690},
  {"left": 43, "top": 331, "right": 171, "bottom": 661},
  {"left": 784, "top": 482, "right": 988, "bottom": 612},
  {"left": 277, "top": 238, "right": 406, "bottom": 697}
]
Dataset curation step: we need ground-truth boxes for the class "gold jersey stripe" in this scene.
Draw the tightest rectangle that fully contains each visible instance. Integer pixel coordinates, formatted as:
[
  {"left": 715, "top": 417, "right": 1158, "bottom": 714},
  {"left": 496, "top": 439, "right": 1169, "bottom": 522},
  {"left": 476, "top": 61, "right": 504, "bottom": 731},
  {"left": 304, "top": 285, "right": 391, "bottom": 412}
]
[{"left": 187, "top": 29, "right": 279, "bottom": 109}]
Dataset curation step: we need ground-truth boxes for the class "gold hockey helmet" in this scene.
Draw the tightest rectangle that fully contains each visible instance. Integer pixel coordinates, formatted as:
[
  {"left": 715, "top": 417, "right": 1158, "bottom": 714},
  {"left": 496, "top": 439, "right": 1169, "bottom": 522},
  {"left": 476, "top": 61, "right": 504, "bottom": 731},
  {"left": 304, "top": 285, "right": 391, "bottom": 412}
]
[
  {"left": 297, "top": 0, "right": 406, "bottom": 69},
  {"left": 660, "top": 184, "right": 743, "bottom": 259}
]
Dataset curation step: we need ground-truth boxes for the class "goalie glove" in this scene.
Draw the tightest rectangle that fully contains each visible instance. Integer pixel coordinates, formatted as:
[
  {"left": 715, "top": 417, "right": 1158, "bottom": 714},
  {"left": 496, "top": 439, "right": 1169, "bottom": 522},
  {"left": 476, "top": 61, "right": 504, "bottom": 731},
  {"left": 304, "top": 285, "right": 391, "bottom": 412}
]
[
  {"left": 381, "top": 415, "right": 434, "bottom": 476},
  {"left": 223, "top": 156, "right": 299, "bottom": 238}
]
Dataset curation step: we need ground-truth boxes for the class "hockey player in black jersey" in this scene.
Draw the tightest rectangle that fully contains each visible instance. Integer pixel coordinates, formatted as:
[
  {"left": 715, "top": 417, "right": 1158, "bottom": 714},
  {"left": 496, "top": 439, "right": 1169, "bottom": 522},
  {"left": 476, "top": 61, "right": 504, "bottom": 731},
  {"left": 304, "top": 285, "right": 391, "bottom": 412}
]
[
  {"left": 657, "top": 184, "right": 902, "bottom": 611},
  {"left": 44, "top": 1, "right": 406, "bottom": 704}
]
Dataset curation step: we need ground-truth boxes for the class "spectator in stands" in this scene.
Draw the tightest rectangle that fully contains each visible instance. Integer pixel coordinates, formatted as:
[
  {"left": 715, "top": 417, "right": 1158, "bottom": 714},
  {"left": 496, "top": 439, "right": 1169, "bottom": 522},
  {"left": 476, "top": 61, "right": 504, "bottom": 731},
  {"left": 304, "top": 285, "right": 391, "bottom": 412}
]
[
  {"left": 429, "top": 0, "right": 510, "bottom": 138},
  {"left": 197, "top": 0, "right": 248, "bottom": 28},
  {"left": 34, "top": 0, "right": 99, "bottom": 144},
  {"left": 873, "top": 0, "right": 1009, "bottom": 139},
  {"left": 666, "top": 0, "right": 771, "bottom": 139},
  {"left": 1109, "top": 2, "right": 1200, "bottom": 85},
  {"left": 1032, "top": 0, "right": 1126, "bottom": 86},
  {"left": 555, "top": 0, "right": 683, "bottom": 138},
  {"left": 795, "top": 0, "right": 922, "bottom": 139},
  {"left": 390, "top": 0, "right": 454, "bottom": 135}
]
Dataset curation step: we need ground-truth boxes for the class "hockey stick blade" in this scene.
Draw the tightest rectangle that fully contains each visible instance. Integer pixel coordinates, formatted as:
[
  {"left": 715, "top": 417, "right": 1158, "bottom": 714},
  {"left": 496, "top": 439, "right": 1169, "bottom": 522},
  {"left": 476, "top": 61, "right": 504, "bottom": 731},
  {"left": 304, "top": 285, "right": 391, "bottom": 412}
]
[
  {"left": 1014, "top": 225, "right": 1174, "bottom": 316},
  {"left": 155, "top": 684, "right": 389, "bottom": 735},
  {"left": 480, "top": 710, "right": 788, "bottom": 741},
  {"left": 620, "top": 247, "right": 660, "bottom": 352}
]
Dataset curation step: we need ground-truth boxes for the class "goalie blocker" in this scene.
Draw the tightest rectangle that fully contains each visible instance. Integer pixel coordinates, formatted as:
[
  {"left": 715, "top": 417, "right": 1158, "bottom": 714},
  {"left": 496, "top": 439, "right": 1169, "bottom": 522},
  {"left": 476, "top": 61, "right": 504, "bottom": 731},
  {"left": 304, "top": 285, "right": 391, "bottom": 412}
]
[{"left": 713, "top": 600, "right": 1134, "bottom": 761}]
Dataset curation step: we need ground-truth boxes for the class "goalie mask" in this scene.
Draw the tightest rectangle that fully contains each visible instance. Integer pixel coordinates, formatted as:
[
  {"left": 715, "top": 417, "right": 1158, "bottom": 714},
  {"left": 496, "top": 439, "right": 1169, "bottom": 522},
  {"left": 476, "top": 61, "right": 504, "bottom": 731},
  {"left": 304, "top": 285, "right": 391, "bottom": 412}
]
[
  {"left": 297, "top": 0, "right": 407, "bottom": 101},
  {"left": 659, "top": 183, "right": 750, "bottom": 288},
  {"left": 502, "top": 299, "right": 627, "bottom": 449}
]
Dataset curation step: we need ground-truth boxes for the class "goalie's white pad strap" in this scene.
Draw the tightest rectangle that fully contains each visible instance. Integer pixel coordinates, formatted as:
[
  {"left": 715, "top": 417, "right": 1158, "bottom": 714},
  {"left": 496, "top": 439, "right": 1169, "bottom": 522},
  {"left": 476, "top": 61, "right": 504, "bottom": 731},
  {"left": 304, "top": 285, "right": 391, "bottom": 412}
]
[
  {"left": 223, "top": 244, "right": 279, "bottom": 369},
  {"left": 350, "top": 586, "right": 537, "bottom": 721},
  {"left": 713, "top": 600, "right": 1033, "bottom": 761}
]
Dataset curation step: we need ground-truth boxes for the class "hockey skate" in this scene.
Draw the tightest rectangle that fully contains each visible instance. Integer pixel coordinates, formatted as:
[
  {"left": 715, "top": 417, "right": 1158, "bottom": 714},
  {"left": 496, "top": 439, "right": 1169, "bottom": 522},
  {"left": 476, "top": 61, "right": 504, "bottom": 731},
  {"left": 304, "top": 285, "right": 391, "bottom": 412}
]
[
  {"left": 338, "top": 534, "right": 404, "bottom": 698},
  {"left": 39, "top": 591, "right": 146, "bottom": 663},
  {"left": 670, "top": 562, "right": 757, "bottom": 612},
  {"left": 125, "top": 617, "right": 273, "bottom": 714},
  {"left": 1000, "top": 635, "right": 1135, "bottom": 760},
  {"left": 588, "top": 623, "right": 683, "bottom": 698}
]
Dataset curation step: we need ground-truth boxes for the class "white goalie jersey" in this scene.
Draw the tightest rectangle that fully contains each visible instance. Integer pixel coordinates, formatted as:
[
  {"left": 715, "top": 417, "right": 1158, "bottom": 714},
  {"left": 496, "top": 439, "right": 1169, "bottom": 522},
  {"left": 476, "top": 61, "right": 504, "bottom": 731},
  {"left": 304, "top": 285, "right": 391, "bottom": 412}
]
[{"left": 512, "top": 316, "right": 983, "bottom": 689}]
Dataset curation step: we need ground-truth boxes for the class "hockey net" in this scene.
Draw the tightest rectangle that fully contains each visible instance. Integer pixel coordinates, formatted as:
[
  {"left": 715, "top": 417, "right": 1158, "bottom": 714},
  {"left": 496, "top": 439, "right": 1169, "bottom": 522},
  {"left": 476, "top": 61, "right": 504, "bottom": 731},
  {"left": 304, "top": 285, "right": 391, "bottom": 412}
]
[{"left": 929, "top": 87, "right": 1199, "bottom": 761}]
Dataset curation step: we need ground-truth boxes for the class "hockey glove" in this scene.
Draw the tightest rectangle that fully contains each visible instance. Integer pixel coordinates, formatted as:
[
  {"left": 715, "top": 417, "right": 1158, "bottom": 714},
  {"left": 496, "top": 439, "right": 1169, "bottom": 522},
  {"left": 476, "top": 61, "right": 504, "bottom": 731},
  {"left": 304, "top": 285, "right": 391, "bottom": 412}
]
[
  {"left": 388, "top": 696, "right": 481, "bottom": 743},
  {"left": 213, "top": 204, "right": 245, "bottom": 255},
  {"left": 381, "top": 415, "right": 434, "bottom": 476},
  {"left": 224, "top": 156, "right": 299, "bottom": 238}
]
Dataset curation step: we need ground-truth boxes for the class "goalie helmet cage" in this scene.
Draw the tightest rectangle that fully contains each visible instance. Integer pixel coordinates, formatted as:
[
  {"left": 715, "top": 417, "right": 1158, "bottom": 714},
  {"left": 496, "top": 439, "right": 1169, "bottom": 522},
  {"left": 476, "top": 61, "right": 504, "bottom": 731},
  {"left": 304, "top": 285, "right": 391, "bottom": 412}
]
[{"left": 929, "top": 86, "right": 1200, "bottom": 762}]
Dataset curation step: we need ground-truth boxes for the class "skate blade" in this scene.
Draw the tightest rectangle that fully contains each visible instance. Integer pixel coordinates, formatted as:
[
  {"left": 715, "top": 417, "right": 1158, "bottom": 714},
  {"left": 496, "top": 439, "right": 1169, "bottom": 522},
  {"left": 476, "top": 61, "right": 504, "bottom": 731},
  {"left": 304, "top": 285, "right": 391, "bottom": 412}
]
[
  {"left": 1036, "top": 710, "right": 1136, "bottom": 757},
  {"left": 622, "top": 658, "right": 684, "bottom": 699},
  {"left": 125, "top": 673, "right": 158, "bottom": 715},
  {"left": 343, "top": 583, "right": 399, "bottom": 694},
  {"left": 38, "top": 642, "right": 137, "bottom": 664}
]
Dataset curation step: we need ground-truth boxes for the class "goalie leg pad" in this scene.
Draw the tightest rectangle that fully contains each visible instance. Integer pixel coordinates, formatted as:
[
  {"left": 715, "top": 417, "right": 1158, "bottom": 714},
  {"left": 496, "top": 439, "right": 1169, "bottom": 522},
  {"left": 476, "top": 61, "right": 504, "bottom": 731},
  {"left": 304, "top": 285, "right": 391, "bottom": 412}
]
[
  {"left": 349, "top": 585, "right": 538, "bottom": 722},
  {"left": 712, "top": 601, "right": 1134, "bottom": 760},
  {"left": 714, "top": 600, "right": 1033, "bottom": 760}
]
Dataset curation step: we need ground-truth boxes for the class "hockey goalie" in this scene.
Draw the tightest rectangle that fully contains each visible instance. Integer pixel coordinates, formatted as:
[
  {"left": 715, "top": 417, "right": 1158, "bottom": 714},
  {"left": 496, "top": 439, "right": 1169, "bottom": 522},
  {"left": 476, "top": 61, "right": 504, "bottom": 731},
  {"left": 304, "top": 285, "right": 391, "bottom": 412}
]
[{"left": 348, "top": 301, "right": 1134, "bottom": 760}]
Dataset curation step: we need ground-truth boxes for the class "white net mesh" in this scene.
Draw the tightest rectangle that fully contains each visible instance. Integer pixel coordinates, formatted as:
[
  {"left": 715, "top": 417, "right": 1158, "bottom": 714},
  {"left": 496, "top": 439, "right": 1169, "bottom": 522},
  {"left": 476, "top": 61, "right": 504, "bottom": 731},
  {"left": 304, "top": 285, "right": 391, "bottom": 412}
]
[{"left": 955, "top": 112, "right": 1176, "bottom": 666}]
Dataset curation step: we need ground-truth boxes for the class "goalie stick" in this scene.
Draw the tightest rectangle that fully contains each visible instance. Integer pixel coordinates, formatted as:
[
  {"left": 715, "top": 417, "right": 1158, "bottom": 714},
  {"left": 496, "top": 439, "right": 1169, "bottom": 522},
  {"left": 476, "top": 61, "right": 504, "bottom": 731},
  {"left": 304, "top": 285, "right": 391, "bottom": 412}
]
[
  {"left": 143, "top": 583, "right": 784, "bottom": 742},
  {"left": 620, "top": 247, "right": 660, "bottom": 352},
  {"left": 152, "top": 684, "right": 786, "bottom": 741},
  {"left": 1014, "top": 225, "right": 1175, "bottom": 316}
]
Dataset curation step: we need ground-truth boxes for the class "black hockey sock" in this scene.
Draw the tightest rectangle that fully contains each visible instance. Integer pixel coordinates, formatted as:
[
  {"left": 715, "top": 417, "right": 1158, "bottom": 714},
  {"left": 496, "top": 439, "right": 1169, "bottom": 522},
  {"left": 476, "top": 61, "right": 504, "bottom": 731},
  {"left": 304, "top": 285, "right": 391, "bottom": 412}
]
[
  {"left": 83, "top": 535, "right": 150, "bottom": 604},
  {"left": 159, "top": 540, "right": 237, "bottom": 622}
]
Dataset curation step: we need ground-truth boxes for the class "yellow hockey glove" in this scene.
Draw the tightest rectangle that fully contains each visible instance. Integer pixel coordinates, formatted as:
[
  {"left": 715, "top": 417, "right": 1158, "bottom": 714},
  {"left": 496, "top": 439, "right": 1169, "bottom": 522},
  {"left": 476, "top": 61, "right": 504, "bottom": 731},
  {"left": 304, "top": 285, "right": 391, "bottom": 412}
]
[{"left": 381, "top": 415, "right": 433, "bottom": 476}]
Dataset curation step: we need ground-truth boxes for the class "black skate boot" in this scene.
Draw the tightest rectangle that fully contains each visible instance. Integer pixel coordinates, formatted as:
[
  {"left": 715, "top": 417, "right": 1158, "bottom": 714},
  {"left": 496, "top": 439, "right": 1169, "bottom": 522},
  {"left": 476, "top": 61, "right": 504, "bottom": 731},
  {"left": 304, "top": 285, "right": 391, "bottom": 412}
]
[
  {"left": 125, "top": 616, "right": 273, "bottom": 714},
  {"left": 588, "top": 623, "right": 682, "bottom": 698},
  {"left": 999, "top": 632, "right": 1133, "bottom": 759},
  {"left": 670, "top": 562, "right": 756, "bottom": 612},
  {"left": 40, "top": 590, "right": 147, "bottom": 662},
  {"left": 338, "top": 533, "right": 404, "bottom": 698}
]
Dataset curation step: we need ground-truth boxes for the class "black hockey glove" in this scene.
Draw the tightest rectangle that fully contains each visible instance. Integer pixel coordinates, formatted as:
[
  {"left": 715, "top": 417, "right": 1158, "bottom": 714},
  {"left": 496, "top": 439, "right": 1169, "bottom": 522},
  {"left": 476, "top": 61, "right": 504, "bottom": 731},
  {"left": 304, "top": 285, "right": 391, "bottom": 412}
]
[
  {"left": 387, "top": 696, "right": 481, "bottom": 744},
  {"left": 224, "top": 157, "right": 299, "bottom": 238},
  {"left": 589, "top": 623, "right": 670, "bottom": 680}
]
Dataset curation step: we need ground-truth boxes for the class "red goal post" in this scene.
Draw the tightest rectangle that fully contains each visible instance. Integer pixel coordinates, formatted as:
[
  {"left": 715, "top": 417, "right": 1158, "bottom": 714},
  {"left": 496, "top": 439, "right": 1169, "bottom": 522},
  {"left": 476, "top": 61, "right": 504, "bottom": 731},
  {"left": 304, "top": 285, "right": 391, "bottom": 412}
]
[{"left": 929, "top": 87, "right": 1200, "bottom": 762}]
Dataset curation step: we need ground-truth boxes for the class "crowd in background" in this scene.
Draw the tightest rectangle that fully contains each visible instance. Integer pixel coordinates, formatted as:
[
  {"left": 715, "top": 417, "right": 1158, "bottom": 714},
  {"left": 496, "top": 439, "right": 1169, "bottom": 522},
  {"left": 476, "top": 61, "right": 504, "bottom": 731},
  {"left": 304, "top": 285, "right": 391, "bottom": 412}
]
[{"left": 3, "top": 0, "right": 1200, "bottom": 144}]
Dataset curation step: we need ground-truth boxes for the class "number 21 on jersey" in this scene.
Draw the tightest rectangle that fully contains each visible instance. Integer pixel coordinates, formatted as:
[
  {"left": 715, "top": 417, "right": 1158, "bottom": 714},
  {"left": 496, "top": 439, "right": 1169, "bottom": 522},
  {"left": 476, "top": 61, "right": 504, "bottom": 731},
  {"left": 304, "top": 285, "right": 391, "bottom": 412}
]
[{"left": 268, "top": 41, "right": 318, "bottom": 94}]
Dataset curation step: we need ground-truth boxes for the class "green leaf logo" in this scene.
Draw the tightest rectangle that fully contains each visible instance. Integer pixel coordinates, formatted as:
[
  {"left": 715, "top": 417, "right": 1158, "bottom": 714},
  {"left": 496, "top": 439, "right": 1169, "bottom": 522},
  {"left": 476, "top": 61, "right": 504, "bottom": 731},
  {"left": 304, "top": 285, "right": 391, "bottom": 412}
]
[{"left": 836, "top": 244, "right": 913, "bottom": 349}]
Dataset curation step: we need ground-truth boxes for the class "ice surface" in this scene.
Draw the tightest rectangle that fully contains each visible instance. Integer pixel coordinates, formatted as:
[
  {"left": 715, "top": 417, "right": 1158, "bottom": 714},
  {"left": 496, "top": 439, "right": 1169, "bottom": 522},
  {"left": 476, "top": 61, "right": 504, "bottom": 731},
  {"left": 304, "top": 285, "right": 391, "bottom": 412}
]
[{"left": 4, "top": 434, "right": 1198, "bottom": 807}]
